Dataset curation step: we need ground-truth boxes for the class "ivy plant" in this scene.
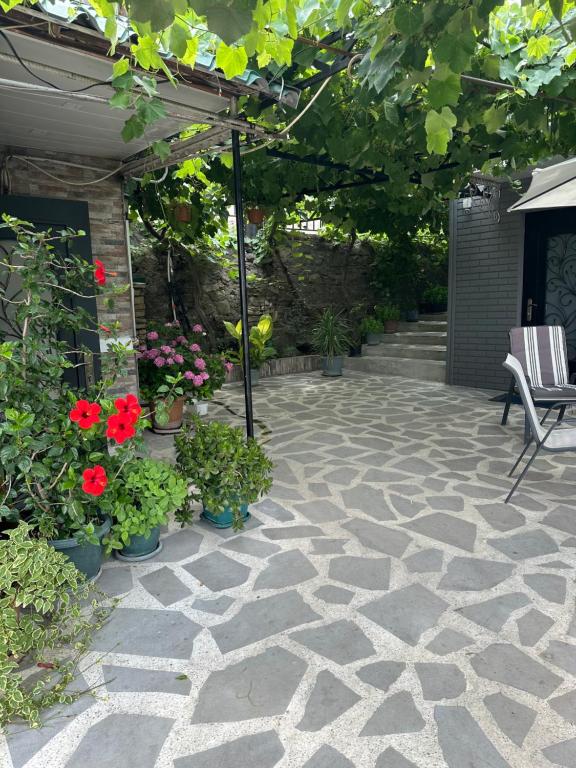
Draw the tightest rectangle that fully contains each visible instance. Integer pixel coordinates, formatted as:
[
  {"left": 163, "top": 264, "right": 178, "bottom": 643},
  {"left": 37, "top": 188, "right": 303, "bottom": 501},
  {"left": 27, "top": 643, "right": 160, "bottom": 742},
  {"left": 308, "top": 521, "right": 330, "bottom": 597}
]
[{"left": 0, "top": 523, "right": 107, "bottom": 727}]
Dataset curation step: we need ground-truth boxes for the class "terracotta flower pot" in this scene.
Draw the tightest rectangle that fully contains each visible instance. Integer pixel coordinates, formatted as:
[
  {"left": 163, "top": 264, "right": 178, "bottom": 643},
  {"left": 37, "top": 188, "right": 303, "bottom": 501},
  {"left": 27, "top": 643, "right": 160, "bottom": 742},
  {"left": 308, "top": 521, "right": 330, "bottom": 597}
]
[
  {"left": 384, "top": 320, "right": 399, "bottom": 334},
  {"left": 152, "top": 396, "right": 185, "bottom": 434},
  {"left": 174, "top": 203, "right": 192, "bottom": 223},
  {"left": 247, "top": 208, "right": 266, "bottom": 225}
]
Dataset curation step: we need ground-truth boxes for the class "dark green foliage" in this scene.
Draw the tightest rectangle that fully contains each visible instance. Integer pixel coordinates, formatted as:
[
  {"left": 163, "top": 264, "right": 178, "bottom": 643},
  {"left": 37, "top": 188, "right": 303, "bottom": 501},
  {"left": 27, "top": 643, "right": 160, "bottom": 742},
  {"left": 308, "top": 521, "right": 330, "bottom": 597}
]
[
  {"left": 104, "top": 459, "right": 188, "bottom": 551},
  {"left": 175, "top": 417, "right": 273, "bottom": 530},
  {"left": 0, "top": 523, "right": 108, "bottom": 727},
  {"left": 311, "top": 309, "right": 351, "bottom": 358}
]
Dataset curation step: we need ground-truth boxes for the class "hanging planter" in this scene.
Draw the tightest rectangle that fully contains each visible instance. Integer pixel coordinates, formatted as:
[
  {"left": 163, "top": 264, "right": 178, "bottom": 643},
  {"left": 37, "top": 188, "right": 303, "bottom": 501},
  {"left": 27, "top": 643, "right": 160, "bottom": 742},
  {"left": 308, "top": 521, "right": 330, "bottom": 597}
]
[
  {"left": 247, "top": 207, "right": 266, "bottom": 225},
  {"left": 173, "top": 203, "right": 192, "bottom": 223}
]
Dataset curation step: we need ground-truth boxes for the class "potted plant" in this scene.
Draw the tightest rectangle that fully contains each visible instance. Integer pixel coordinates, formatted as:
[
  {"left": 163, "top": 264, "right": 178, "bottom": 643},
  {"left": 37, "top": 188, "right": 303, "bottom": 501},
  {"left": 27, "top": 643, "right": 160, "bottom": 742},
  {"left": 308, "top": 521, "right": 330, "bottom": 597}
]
[
  {"left": 376, "top": 303, "right": 401, "bottom": 333},
  {"left": 175, "top": 417, "right": 273, "bottom": 529},
  {"left": 421, "top": 285, "right": 448, "bottom": 313},
  {"left": 347, "top": 301, "right": 367, "bottom": 356},
  {"left": 0, "top": 522, "right": 106, "bottom": 728},
  {"left": 138, "top": 321, "right": 226, "bottom": 431},
  {"left": 311, "top": 309, "right": 351, "bottom": 377},
  {"left": 0, "top": 218, "right": 147, "bottom": 580},
  {"left": 361, "top": 316, "right": 384, "bottom": 345},
  {"left": 224, "top": 314, "right": 275, "bottom": 385},
  {"left": 104, "top": 458, "right": 188, "bottom": 561}
]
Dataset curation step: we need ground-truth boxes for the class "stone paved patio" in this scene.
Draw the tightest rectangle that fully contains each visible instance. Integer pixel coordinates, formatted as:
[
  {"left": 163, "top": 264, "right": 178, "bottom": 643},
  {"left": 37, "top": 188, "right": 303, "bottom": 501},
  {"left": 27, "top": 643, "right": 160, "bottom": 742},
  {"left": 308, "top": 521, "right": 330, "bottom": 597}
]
[{"left": 3, "top": 371, "right": 576, "bottom": 768}]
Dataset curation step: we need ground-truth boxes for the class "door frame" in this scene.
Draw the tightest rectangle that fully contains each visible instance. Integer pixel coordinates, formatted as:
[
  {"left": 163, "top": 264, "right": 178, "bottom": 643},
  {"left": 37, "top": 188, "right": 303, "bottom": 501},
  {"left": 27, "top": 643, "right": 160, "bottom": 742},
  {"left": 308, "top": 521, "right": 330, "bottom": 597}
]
[
  {"left": 522, "top": 207, "right": 576, "bottom": 326},
  {"left": 0, "top": 194, "right": 101, "bottom": 389}
]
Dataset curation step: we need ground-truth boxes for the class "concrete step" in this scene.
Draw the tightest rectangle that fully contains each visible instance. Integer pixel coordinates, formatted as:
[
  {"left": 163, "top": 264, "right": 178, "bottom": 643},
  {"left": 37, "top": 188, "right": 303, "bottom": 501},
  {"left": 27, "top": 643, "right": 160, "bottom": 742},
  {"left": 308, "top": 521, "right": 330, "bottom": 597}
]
[
  {"left": 397, "top": 320, "right": 447, "bottom": 333},
  {"left": 364, "top": 344, "right": 446, "bottom": 361},
  {"left": 346, "top": 355, "right": 446, "bottom": 383},
  {"left": 380, "top": 331, "right": 447, "bottom": 346},
  {"left": 418, "top": 312, "right": 448, "bottom": 322}
]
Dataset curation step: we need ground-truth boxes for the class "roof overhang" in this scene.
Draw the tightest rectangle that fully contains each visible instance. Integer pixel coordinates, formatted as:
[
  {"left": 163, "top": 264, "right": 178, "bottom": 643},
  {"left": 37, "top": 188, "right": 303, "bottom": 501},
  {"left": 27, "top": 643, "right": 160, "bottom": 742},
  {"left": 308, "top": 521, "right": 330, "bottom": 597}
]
[
  {"left": 0, "top": 5, "right": 292, "bottom": 173},
  {"left": 508, "top": 157, "right": 576, "bottom": 212}
]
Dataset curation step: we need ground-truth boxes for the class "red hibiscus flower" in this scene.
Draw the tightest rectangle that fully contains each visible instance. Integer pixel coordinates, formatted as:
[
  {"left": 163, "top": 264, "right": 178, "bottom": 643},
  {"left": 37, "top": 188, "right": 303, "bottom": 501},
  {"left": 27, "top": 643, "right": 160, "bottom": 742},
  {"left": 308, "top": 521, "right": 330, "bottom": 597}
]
[
  {"left": 106, "top": 412, "right": 136, "bottom": 444},
  {"left": 82, "top": 465, "right": 107, "bottom": 496},
  {"left": 94, "top": 259, "right": 106, "bottom": 286},
  {"left": 69, "top": 399, "right": 101, "bottom": 429},
  {"left": 114, "top": 393, "right": 142, "bottom": 424}
]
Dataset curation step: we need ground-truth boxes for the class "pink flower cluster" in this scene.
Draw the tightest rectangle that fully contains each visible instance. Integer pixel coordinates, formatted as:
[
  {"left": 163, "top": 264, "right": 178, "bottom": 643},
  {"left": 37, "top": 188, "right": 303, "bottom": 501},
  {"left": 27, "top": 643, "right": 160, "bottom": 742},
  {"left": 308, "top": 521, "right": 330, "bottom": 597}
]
[{"left": 184, "top": 370, "right": 210, "bottom": 387}]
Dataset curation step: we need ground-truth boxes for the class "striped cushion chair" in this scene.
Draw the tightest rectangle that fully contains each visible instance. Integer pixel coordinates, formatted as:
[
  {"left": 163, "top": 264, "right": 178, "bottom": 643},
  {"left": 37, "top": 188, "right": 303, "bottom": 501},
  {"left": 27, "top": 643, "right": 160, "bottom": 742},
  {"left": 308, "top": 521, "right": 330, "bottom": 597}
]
[{"left": 501, "top": 325, "right": 576, "bottom": 426}]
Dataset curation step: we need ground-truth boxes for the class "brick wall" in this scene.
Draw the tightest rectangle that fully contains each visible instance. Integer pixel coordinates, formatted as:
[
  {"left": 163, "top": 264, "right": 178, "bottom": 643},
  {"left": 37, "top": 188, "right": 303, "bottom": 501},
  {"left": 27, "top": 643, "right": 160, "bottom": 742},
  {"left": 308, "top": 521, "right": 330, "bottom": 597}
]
[
  {"left": 3, "top": 149, "right": 137, "bottom": 393},
  {"left": 447, "top": 181, "right": 524, "bottom": 390}
]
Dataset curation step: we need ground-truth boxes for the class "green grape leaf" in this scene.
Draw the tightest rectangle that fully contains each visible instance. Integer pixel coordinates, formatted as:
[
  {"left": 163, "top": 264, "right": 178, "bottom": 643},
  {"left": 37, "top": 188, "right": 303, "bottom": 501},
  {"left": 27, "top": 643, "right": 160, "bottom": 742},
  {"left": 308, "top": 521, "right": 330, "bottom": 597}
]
[
  {"left": 483, "top": 104, "right": 507, "bottom": 133},
  {"left": 394, "top": 5, "right": 424, "bottom": 36},
  {"left": 425, "top": 106, "right": 457, "bottom": 154},
  {"left": 215, "top": 42, "right": 249, "bottom": 80},
  {"left": 526, "top": 35, "right": 552, "bottom": 60},
  {"left": 189, "top": 0, "right": 256, "bottom": 45},
  {"left": 427, "top": 66, "right": 462, "bottom": 108}
]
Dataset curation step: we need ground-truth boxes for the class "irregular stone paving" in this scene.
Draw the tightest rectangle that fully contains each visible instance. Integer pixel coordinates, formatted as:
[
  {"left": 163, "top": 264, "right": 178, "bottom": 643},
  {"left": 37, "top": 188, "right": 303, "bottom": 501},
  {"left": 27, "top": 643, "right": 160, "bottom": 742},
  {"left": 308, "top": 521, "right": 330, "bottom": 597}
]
[{"left": 3, "top": 371, "right": 576, "bottom": 768}]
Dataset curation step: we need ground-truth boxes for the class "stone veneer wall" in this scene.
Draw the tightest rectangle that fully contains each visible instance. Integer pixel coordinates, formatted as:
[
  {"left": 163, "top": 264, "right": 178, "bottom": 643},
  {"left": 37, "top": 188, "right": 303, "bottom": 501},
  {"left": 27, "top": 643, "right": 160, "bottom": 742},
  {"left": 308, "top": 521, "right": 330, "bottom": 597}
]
[
  {"left": 132, "top": 231, "right": 376, "bottom": 352},
  {"left": 3, "top": 150, "right": 137, "bottom": 393}
]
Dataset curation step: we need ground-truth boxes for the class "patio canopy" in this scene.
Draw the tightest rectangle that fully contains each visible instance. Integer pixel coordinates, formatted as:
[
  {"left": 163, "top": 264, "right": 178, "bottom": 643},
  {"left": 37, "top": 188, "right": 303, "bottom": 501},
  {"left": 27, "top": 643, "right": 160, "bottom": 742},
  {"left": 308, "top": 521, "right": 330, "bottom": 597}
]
[{"left": 508, "top": 157, "right": 576, "bottom": 212}]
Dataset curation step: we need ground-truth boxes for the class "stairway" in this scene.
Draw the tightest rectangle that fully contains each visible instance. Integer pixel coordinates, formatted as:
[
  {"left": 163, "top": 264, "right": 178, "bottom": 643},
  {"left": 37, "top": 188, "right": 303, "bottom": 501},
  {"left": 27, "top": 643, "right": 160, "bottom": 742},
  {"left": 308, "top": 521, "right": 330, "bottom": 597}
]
[{"left": 345, "top": 313, "right": 447, "bottom": 382}]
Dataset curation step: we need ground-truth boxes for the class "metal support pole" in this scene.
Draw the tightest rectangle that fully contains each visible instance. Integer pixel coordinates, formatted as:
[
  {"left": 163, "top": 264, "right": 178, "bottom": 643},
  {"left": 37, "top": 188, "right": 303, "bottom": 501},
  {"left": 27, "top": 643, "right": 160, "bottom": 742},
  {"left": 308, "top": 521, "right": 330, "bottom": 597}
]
[{"left": 231, "top": 128, "right": 254, "bottom": 438}]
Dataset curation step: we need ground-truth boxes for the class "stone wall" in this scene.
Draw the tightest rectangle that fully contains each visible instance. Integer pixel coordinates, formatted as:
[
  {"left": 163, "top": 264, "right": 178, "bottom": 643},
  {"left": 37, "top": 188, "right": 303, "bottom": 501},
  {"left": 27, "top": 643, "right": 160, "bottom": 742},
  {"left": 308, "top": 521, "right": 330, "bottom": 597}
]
[
  {"left": 132, "top": 231, "right": 376, "bottom": 353},
  {"left": 3, "top": 150, "right": 137, "bottom": 393}
]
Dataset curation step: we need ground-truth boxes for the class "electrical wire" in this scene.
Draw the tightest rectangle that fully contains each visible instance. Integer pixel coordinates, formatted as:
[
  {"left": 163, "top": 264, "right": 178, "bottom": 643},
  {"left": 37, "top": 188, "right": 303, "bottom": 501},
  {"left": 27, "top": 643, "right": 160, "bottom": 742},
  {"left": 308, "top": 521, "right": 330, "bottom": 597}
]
[
  {"left": 241, "top": 75, "right": 333, "bottom": 156},
  {"left": 10, "top": 156, "right": 123, "bottom": 186},
  {"left": 0, "top": 29, "right": 117, "bottom": 92},
  {"left": 0, "top": 29, "right": 170, "bottom": 93}
]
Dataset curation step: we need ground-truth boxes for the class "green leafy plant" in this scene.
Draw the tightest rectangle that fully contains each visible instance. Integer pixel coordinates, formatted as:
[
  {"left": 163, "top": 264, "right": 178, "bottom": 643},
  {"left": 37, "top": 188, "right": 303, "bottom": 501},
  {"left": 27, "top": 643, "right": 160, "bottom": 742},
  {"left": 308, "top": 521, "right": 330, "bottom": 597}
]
[
  {"left": 311, "top": 309, "right": 351, "bottom": 359},
  {"left": 224, "top": 314, "right": 276, "bottom": 369},
  {"left": 0, "top": 523, "right": 107, "bottom": 727},
  {"left": 375, "top": 303, "right": 401, "bottom": 323},
  {"left": 175, "top": 418, "right": 273, "bottom": 530},
  {"left": 422, "top": 285, "right": 449, "bottom": 310},
  {"left": 360, "top": 316, "right": 383, "bottom": 335},
  {"left": 104, "top": 458, "right": 188, "bottom": 552},
  {"left": 0, "top": 218, "right": 149, "bottom": 542}
]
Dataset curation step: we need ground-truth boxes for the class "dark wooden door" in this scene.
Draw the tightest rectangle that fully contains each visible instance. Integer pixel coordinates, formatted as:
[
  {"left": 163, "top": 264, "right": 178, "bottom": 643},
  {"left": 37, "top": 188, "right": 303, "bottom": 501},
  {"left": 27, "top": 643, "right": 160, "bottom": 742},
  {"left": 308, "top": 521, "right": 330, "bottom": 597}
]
[
  {"left": 0, "top": 195, "right": 101, "bottom": 389},
  {"left": 523, "top": 208, "right": 576, "bottom": 359}
]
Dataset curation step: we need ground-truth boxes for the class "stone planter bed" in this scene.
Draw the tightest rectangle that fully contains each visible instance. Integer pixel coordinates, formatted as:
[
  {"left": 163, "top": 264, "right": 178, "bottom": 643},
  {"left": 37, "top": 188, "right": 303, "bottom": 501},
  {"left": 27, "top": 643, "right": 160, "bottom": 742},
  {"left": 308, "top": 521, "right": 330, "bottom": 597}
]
[{"left": 224, "top": 354, "right": 323, "bottom": 383}]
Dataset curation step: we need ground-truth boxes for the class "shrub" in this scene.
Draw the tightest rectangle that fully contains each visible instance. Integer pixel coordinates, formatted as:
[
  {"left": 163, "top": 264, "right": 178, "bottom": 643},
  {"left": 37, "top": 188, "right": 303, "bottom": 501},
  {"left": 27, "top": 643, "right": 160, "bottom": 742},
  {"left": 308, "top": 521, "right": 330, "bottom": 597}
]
[
  {"left": 0, "top": 523, "right": 106, "bottom": 727},
  {"left": 360, "top": 316, "right": 383, "bottom": 335},
  {"left": 375, "top": 303, "right": 401, "bottom": 323},
  {"left": 175, "top": 418, "right": 273, "bottom": 529}
]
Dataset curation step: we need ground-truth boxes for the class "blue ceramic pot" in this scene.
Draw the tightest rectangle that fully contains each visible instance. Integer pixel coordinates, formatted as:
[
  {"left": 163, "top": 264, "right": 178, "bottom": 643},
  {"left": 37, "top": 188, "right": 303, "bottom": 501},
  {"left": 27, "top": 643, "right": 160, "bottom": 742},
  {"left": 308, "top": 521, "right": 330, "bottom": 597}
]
[
  {"left": 202, "top": 504, "right": 250, "bottom": 529},
  {"left": 49, "top": 517, "right": 111, "bottom": 581},
  {"left": 117, "top": 525, "right": 161, "bottom": 561}
]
